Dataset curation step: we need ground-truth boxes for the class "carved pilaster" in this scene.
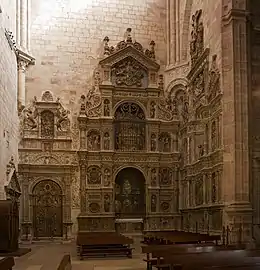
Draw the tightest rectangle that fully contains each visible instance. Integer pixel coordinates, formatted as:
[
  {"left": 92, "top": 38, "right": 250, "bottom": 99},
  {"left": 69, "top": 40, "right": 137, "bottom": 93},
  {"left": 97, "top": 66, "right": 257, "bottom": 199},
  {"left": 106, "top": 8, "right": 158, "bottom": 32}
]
[{"left": 80, "top": 164, "right": 87, "bottom": 213}]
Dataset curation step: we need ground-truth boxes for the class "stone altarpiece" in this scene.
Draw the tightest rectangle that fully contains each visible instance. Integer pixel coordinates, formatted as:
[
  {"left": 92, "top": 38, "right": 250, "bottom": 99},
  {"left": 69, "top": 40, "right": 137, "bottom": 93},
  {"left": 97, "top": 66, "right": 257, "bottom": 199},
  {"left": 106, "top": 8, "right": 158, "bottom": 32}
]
[
  {"left": 77, "top": 29, "right": 180, "bottom": 233},
  {"left": 18, "top": 92, "right": 77, "bottom": 239},
  {"left": 177, "top": 9, "right": 223, "bottom": 235}
]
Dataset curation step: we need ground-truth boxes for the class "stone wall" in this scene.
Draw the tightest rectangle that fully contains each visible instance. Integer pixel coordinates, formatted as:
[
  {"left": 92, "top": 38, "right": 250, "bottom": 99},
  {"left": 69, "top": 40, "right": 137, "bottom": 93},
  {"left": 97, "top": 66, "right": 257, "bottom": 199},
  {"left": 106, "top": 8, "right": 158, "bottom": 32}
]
[
  {"left": 0, "top": 1, "right": 19, "bottom": 199},
  {"left": 27, "top": 0, "right": 166, "bottom": 113},
  {"left": 165, "top": 0, "right": 222, "bottom": 87}
]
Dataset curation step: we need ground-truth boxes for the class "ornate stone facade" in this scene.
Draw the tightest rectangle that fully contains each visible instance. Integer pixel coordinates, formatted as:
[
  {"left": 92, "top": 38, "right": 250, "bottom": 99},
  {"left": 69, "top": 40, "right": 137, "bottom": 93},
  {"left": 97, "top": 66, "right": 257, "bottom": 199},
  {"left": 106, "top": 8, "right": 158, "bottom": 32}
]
[
  {"left": 77, "top": 30, "right": 180, "bottom": 232},
  {"left": 18, "top": 92, "right": 77, "bottom": 238}
]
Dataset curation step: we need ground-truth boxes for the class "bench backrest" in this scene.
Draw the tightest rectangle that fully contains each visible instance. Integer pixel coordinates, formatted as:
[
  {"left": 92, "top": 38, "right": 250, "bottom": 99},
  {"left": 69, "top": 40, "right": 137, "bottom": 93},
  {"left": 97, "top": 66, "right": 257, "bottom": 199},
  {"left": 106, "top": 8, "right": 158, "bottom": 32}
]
[
  {"left": 57, "top": 254, "right": 71, "bottom": 270},
  {"left": 77, "top": 232, "right": 133, "bottom": 246},
  {"left": 0, "top": 257, "right": 15, "bottom": 270}
]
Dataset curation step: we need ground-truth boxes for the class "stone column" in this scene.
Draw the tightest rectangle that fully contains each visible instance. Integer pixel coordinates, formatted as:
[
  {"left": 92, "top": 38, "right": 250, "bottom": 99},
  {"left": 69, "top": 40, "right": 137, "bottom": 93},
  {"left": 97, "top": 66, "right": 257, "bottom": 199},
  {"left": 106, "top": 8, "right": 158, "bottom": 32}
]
[
  {"left": 16, "top": 0, "right": 21, "bottom": 44},
  {"left": 221, "top": 0, "right": 252, "bottom": 243},
  {"left": 80, "top": 164, "right": 87, "bottom": 213},
  {"left": 20, "top": 0, "right": 28, "bottom": 49},
  {"left": 17, "top": 61, "right": 26, "bottom": 109}
]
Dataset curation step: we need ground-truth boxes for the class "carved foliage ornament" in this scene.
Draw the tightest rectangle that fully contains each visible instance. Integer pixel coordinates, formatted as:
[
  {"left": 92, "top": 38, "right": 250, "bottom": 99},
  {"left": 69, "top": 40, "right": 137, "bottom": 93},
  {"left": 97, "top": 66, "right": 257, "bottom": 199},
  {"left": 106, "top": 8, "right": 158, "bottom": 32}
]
[
  {"left": 56, "top": 103, "right": 70, "bottom": 132},
  {"left": 87, "top": 166, "right": 101, "bottom": 185},
  {"left": 208, "top": 55, "right": 220, "bottom": 101},
  {"left": 111, "top": 57, "right": 146, "bottom": 87},
  {"left": 190, "top": 9, "right": 204, "bottom": 66},
  {"left": 103, "top": 28, "right": 156, "bottom": 60}
]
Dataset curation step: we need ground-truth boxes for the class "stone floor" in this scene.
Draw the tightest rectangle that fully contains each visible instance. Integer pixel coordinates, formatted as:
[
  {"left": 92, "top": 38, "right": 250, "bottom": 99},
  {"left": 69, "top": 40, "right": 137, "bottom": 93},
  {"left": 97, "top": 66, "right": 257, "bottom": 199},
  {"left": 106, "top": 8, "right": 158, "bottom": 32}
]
[{"left": 13, "top": 240, "right": 146, "bottom": 270}]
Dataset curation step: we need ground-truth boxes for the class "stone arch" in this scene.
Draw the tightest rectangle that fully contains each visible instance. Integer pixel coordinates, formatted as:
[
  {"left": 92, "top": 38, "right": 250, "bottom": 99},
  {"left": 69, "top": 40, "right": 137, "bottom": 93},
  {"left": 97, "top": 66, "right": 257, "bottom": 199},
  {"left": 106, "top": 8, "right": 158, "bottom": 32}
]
[
  {"left": 165, "top": 78, "right": 188, "bottom": 96},
  {"left": 114, "top": 167, "right": 146, "bottom": 219},
  {"left": 113, "top": 102, "right": 146, "bottom": 151},
  {"left": 113, "top": 99, "right": 147, "bottom": 119}
]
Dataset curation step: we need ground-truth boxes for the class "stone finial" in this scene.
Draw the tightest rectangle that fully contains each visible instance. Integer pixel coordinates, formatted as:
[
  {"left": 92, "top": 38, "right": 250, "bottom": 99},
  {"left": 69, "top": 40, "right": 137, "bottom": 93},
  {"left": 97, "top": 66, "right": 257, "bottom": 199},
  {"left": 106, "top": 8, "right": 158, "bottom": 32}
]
[
  {"left": 124, "top": 28, "right": 132, "bottom": 43},
  {"left": 145, "top": 40, "right": 156, "bottom": 59}
]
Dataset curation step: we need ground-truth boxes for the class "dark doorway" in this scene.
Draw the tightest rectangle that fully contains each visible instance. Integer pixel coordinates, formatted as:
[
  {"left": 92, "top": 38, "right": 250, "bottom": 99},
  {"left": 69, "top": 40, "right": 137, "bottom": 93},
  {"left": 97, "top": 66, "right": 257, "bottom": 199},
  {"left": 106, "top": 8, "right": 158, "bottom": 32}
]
[
  {"left": 115, "top": 167, "right": 146, "bottom": 218},
  {"left": 32, "top": 180, "right": 63, "bottom": 238}
]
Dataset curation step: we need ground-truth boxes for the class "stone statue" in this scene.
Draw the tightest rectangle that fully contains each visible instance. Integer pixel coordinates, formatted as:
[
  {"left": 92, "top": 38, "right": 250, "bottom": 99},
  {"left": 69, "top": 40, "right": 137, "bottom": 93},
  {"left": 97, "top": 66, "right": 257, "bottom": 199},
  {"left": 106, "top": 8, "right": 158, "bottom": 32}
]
[
  {"left": 104, "top": 194, "right": 110, "bottom": 212},
  {"left": 104, "top": 168, "right": 111, "bottom": 186},
  {"left": 104, "top": 132, "right": 110, "bottom": 150},
  {"left": 151, "top": 168, "right": 157, "bottom": 185},
  {"left": 104, "top": 99, "right": 110, "bottom": 116},
  {"left": 198, "top": 144, "right": 204, "bottom": 157},
  {"left": 151, "top": 194, "right": 157, "bottom": 212},
  {"left": 151, "top": 134, "right": 156, "bottom": 151}
]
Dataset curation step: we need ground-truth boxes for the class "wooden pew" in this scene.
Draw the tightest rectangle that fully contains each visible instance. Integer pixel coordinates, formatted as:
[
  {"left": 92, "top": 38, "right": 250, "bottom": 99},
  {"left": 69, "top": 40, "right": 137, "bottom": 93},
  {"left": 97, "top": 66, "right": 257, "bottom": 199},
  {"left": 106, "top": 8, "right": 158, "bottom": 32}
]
[
  {"left": 0, "top": 257, "right": 15, "bottom": 270},
  {"left": 57, "top": 254, "right": 71, "bottom": 270},
  {"left": 143, "top": 230, "right": 220, "bottom": 245},
  {"left": 152, "top": 248, "right": 260, "bottom": 269},
  {"left": 76, "top": 231, "right": 134, "bottom": 260}
]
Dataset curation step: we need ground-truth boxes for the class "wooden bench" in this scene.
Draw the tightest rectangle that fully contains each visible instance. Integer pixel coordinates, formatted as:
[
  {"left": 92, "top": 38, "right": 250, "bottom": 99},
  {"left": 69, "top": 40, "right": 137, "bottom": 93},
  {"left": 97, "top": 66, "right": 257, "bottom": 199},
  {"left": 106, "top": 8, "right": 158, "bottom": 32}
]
[
  {"left": 57, "top": 254, "right": 71, "bottom": 270},
  {"left": 143, "top": 230, "right": 220, "bottom": 245},
  {"left": 0, "top": 257, "right": 15, "bottom": 270},
  {"left": 76, "top": 232, "right": 134, "bottom": 260},
  {"left": 152, "top": 247, "right": 260, "bottom": 269}
]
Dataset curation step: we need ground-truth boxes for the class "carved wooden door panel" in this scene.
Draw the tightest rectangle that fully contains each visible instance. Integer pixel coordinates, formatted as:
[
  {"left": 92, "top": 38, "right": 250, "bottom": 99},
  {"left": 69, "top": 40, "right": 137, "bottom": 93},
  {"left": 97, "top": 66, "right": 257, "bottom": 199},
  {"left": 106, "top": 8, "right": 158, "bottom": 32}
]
[{"left": 33, "top": 180, "right": 63, "bottom": 238}]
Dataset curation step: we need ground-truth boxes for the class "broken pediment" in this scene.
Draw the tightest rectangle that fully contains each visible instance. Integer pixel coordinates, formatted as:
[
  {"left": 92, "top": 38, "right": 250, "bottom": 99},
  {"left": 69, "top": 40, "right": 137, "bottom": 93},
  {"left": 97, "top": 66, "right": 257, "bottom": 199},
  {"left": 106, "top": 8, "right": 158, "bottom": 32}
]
[{"left": 99, "top": 28, "right": 160, "bottom": 88}]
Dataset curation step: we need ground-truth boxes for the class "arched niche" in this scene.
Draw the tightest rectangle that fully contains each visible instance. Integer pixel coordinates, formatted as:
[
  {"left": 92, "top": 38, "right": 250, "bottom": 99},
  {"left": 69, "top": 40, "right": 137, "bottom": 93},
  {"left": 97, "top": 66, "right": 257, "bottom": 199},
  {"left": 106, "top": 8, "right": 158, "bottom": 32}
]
[{"left": 115, "top": 167, "right": 146, "bottom": 219}]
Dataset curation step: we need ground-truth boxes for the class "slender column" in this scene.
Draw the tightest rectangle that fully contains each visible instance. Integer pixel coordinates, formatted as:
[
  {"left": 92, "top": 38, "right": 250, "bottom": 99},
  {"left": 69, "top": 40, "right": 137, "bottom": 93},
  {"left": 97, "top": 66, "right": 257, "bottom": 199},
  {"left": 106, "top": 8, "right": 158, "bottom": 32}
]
[
  {"left": 171, "top": 0, "right": 176, "bottom": 63},
  {"left": 16, "top": 0, "right": 21, "bottom": 44},
  {"left": 17, "top": 61, "right": 26, "bottom": 109},
  {"left": 27, "top": 0, "right": 31, "bottom": 51},
  {"left": 175, "top": 0, "right": 180, "bottom": 63},
  {"left": 20, "top": 0, "right": 28, "bottom": 49},
  {"left": 166, "top": 0, "right": 171, "bottom": 65}
]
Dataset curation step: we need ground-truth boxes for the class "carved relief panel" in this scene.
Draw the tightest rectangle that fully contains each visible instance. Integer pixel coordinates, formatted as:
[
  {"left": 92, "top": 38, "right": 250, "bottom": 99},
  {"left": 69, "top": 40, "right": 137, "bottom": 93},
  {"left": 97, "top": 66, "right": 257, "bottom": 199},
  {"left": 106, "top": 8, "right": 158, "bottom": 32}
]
[
  {"left": 150, "top": 168, "right": 158, "bottom": 186},
  {"left": 103, "top": 99, "right": 111, "bottom": 117},
  {"left": 159, "top": 167, "right": 172, "bottom": 186},
  {"left": 87, "top": 166, "right": 101, "bottom": 185},
  {"left": 150, "top": 133, "right": 157, "bottom": 151},
  {"left": 87, "top": 130, "right": 101, "bottom": 151},
  {"left": 41, "top": 110, "right": 55, "bottom": 138},
  {"left": 103, "top": 168, "right": 111, "bottom": 186}
]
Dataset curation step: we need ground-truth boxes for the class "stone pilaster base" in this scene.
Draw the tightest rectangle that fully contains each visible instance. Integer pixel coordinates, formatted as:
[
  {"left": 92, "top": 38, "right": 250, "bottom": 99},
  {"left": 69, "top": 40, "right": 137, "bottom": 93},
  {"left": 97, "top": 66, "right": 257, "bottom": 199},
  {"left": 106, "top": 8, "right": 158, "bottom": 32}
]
[{"left": 223, "top": 203, "right": 253, "bottom": 245}]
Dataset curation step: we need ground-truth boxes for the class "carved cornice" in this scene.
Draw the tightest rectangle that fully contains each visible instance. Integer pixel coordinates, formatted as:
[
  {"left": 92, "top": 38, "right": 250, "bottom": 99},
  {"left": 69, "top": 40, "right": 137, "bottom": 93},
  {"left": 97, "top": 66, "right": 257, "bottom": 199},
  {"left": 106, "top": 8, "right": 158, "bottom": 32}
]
[{"left": 16, "top": 47, "right": 35, "bottom": 67}]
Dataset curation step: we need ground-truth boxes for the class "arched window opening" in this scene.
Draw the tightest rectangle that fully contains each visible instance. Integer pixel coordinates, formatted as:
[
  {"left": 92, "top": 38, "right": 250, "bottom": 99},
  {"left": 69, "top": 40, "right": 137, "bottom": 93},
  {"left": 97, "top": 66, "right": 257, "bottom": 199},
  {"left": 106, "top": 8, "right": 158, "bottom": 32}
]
[{"left": 114, "top": 102, "right": 146, "bottom": 151}]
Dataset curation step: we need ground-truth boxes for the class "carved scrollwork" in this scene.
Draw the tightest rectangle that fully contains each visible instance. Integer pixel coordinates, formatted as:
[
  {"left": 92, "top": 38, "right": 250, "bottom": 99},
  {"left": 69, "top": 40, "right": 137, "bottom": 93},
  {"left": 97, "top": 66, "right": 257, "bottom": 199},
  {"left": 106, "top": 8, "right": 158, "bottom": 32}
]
[
  {"left": 158, "top": 98, "right": 175, "bottom": 121},
  {"left": 87, "top": 130, "right": 101, "bottom": 151},
  {"left": 111, "top": 57, "right": 146, "bottom": 87},
  {"left": 87, "top": 166, "right": 101, "bottom": 185},
  {"left": 56, "top": 103, "right": 70, "bottom": 132},
  {"left": 72, "top": 176, "right": 80, "bottom": 208},
  {"left": 190, "top": 9, "right": 204, "bottom": 66},
  {"left": 20, "top": 100, "right": 38, "bottom": 130}
]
